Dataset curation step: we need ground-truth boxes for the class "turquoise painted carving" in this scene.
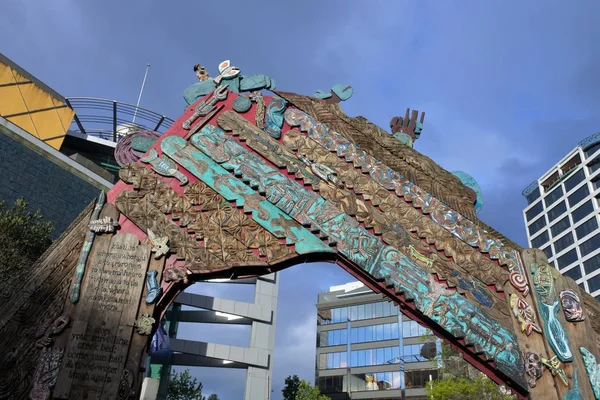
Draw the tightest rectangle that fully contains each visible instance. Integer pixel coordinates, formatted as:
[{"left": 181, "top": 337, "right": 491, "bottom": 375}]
[
  {"left": 283, "top": 108, "right": 526, "bottom": 277},
  {"left": 183, "top": 123, "right": 526, "bottom": 389},
  {"left": 564, "top": 368, "right": 582, "bottom": 400},
  {"left": 131, "top": 136, "right": 158, "bottom": 153},
  {"left": 264, "top": 97, "right": 287, "bottom": 139},
  {"left": 160, "top": 136, "right": 333, "bottom": 255},
  {"left": 232, "top": 95, "right": 252, "bottom": 113},
  {"left": 451, "top": 171, "right": 484, "bottom": 213},
  {"left": 451, "top": 270, "right": 494, "bottom": 307},
  {"left": 580, "top": 347, "right": 600, "bottom": 399},
  {"left": 145, "top": 270, "right": 162, "bottom": 305},
  {"left": 314, "top": 84, "right": 353, "bottom": 102},
  {"left": 183, "top": 60, "right": 276, "bottom": 105},
  {"left": 70, "top": 191, "right": 105, "bottom": 303},
  {"left": 141, "top": 149, "right": 188, "bottom": 186},
  {"left": 530, "top": 263, "right": 573, "bottom": 362}
]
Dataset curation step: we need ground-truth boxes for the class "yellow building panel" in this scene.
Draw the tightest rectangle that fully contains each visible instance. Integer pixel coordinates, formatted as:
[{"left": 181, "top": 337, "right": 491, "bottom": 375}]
[
  {"left": 18, "top": 83, "right": 57, "bottom": 111},
  {"left": 0, "top": 63, "right": 29, "bottom": 85},
  {"left": 0, "top": 85, "right": 28, "bottom": 116},
  {"left": 7, "top": 114, "right": 38, "bottom": 138},
  {"left": 44, "top": 137, "right": 65, "bottom": 150},
  {"left": 56, "top": 106, "right": 75, "bottom": 132}
]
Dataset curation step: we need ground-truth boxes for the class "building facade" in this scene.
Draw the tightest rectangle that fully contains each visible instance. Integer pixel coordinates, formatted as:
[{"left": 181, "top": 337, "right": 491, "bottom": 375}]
[
  {"left": 315, "top": 282, "right": 440, "bottom": 400},
  {"left": 522, "top": 133, "right": 600, "bottom": 298}
]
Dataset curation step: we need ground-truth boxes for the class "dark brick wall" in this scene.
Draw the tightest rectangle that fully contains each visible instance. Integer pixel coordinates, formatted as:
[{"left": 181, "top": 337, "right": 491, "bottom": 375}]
[{"left": 0, "top": 131, "right": 101, "bottom": 239}]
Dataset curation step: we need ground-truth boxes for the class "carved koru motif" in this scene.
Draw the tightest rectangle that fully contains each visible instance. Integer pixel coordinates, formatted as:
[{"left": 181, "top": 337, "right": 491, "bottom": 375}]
[
  {"left": 509, "top": 270, "right": 530, "bottom": 297},
  {"left": 147, "top": 229, "right": 169, "bottom": 259},
  {"left": 162, "top": 266, "right": 189, "bottom": 284},
  {"left": 29, "top": 347, "right": 64, "bottom": 400},
  {"left": 264, "top": 97, "right": 287, "bottom": 139},
  {"left": 117, "top": 368, "right": 136, "bottom": 400},
  {"left": 182, "top": 85, "right": 228, "bottom": 129},
  {"left": 580, "top": 347, "right": 600, "bottom": 399},
  {"left": 141, "top": 149, "right": 188, "bottom": 186},
  {"left": 70, "top": 191, "right": 105, "bottom": 304},
  {"left": 145, "top": 270, "right": 162, "bottom": 305},
  {"left": 522, "top": 351, "right": 543, "bottom": 388},
  {"left": 35, "top": 314, "right": 70, "bottom": 348},
  {"left": 541, "top": 355, "right": 568, "bottom": 387},
  {"left": 531, "top": 263, "right": 573, "bottom": 362},
  {"left": 135, "top": 314, "right": 155, "bottom": 335},
  {"left": 89, "top": 216, "right": 119, "bottom": 233},
  {"left": 509, "top": 294, "right": 541, "bottom": 336},
  {"left": 560, "top": 289, "right": 585, "bottom": 322}
]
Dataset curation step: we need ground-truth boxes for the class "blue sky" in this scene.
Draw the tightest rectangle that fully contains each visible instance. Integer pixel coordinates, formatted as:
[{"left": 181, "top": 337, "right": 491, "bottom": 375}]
[{"left": 3, "top": 0, "right": 600, "bottom": 398}]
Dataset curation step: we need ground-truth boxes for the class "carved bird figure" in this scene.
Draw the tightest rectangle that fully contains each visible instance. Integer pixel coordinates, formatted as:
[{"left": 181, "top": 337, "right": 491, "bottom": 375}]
[{"left": 147, "top": 229, "right": 169, "bottom": 259}]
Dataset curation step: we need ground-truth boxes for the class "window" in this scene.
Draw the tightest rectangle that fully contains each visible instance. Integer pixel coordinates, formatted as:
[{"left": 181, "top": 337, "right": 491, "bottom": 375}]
[
  {"left": 402, "top": 320, "right": 431, "bottom": 338},
  {"left": 568, "top": 185, "right": 590, "bottom": 208},
  {"left": 550, "top": 218, "right": 570, "bottom": 238},
  {"left": 572, "top": 201, "right": 594, "bottom": 224},
  {"left": 563, "top": 265, "right": 582, "bottom": 281},
  {"left": 580, "top": 233, "right": 600, "bottom": 258},
  {"left": 544, "top": 185, "right": 564, "bottom": 208},
  {"left": 324, "top": 302, "right": 398, "bottom": 324},
  {"left": 526, "top": 187, "right": 541, "bottom": 205},
  {"left": 542, "top": 246, "right": 553, "bottom": 260},
  {"left": 590, "top": 160, "right": 600, "bottom": 174},
  {"left": 531, "top": 231, "right": 549, "bottom": 248},
  {"left": 403, "top": 343, "right": 431, "bottom": 363},
  {"left": 557, "top": 249, "right": 578, "bottom": 269},
  {"left": 576, "top": 217, "right": 598, "bottom": 240},
  {"left": 526, "top": 201, "right": 544, "bottom": 221},
  {"left": 350, "top": 324, "right": 399, "bottom": 344},
  {"left": 405, "top": 370, "right": 439, "bottom": 389},
  {"left": 585, "top": 142, "right": 600, "bottom": 158},
  {"left": 528, "top": 217, "right": 546, "bottom": 236},
  {"left": 554, "top": 232, "right": 574, "bottom": 254},
  {"left": 347, "top": 371, "right": 402, "bottom": 392},
  {"left": 322, "top": 329, "right": 348, "bottom": 346},
  {"left": 325, "top": 351, "right": 347, "bottom": 369},
  {"left": 349, "top": 346, "right": 400, "bottom": 367},
  {"left": 588, "top": 274, "right": 600, "bottom": 293},
  {"left": 565, "top": 169, "right": 586, "bottom": 192},
  {"left": 318, "top": 376, "right": 345, "bottom": 394},
  {"left": 547, "top": 201, "right": 567, "bottom": 223},
  {"left": 584, "top": 255, "right": 600, "bottom": 275}
]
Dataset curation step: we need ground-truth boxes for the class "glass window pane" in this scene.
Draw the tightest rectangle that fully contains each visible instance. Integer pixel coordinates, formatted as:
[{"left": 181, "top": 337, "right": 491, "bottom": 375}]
[
  {"left": 359, "top": 350, "right": 366, "bottom": 366},
  {"left": 542, "top": 246, "right": 553, "bottom": 260},
  {"left": 554, "top": 232, "right": 574, "bottom": 254},
  {"left": 584, "top": 254, "right": 600, "bottom": 275},
  {"left": 526, "top": 186, "right": 541, "bottom": 205},
  {"left": 580, "top": 233, "right": 600, "bottom": 257},
  {"left": 548, "top": 201, "right": 567, "bottom": 223},
  {"left": 357, "top": 305, "right": 365, "bottom": 320},
  {"left": 365, "top": 325, "right": 373, "bottom": 342},
  {"left": 350, "top": 328, "right": 357, "bottom": 343},
  {"left": 557, "top": 248, "right": 578, "bottom": 269},
  {"left": 391, "top": 323, "right": 399, "bottom": 339},
  {"left": 526, "top": 201, "right": 543, "bottom": 221},
  {"left": 565, "top": 169, "right": 585, "bottom": 192},
  {"left": 340, "top": 307, "right": 347, "bottom": 322},
  {"left": 528, "top": 216, "right": 546, "bottom": 236},
  {"left": 572, "top": 201, "right": 594, "bottom": 224},
  {"left": 350, "top": 351, "right": 358, "bottom": 367},
  {"left": 532, "top": 230, "right": 549, "bottom": 248},
  {"left": 327, "top": 353, "right": 333, "bottom": 369},
  {"left": 341, "top": 329, "right": 347, "bottom": 344},
  {"left": 589, "top": 274, "right": 600, "bottom": 293},
  {"left": 568, "top": 185, "right": 590, "bottom": 208},
  {"left": 563, "top": 265, "right": 582, "bottom": 281},
  {"left": 376, "top": 324, "right": 384, "bottom": 340},
  {"left": 576, "top": 217, "right": 599, "bottom": 240},
  {"left": 376, "top": 302, "right": 384, "bottom": 318},
  {"left": 411, "top": 321, "right": 419, "bottom": 337},
  {"left": 544, "top": 185, "right": 564, "bottom": 207},
  {"left": 358, "top": 327, "right": 366, "bottom": 343},
  {"left": 550, "top": 217, "right": 570, "bottom": 237},
  {"left": 585, "top": 143, "right": 600, "bottom": 158},
  {"left": 383, "top": 324, "right": 391, "bottom": 340}
]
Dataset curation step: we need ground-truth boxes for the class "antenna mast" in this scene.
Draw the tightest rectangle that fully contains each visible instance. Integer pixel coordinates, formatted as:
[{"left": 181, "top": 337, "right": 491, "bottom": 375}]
[{"left": 132, "top": 63, "right": 151, "bottom": 124}]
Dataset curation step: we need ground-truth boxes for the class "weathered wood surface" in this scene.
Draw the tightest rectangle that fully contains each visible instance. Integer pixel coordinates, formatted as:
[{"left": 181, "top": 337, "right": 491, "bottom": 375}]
[
  {"left": 54, "top": 232, "right": 150, "bottom": 399},
  {"left": 0, "top": 201, "right": 94, "bottom": 400}
]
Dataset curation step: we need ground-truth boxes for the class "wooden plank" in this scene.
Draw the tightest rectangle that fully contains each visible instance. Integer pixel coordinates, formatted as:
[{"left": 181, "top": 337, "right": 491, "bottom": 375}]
[{"left": 54, "top": 232, "right": 150, "bottom": 399}]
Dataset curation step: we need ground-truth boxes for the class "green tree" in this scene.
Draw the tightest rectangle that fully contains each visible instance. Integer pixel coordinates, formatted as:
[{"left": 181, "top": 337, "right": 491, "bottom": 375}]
[
  {"left": 295, "top": 380, "right": 330, "bottom": 400},
  {"left": 282, "top": 375, "right": 301, "bottom": 400},
  {"left": 167, "top": 369, "right": 219, "bottom": 400},
  {"left": 0, "top": 198, "right": 53, "bottom": 272}
]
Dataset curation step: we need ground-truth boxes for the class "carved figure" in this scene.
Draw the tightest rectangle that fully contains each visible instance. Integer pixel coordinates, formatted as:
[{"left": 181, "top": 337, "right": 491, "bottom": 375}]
[
  {"left": 389, "top": 108, "right": 425, "bottom": 148},
  {"left": 541, "top": 355, "right": 568, "bottom": 387},
  {"left": 298, "top": 154, "right": 343, "bottom": 188},
  {"left": 140, "top": 149, "right": 188, "bottom": 186},
  {"left": 232, "top": 95, "right": 252, "bottom": 113},
  {"left": 145, "top": 270, "right": 162, "bottom": 305},
  {"left": 70, "top": 191, "right": 105, "bottom": 303},
  {"left": 564, "top": 368, "right": 583, "bottom": 400},
  {"left": 314, "top": 83, "right": 354, "bottom": 103},
  {"left": 35, "top": 314, "right": 70, "bottom": 348},
  {"left": 147, "top": 229, "right": 169, "bottom": 259},
  {"left": 560, "top": 289, "right": 585, "bottom": 322},
  {"left": 162, "top": 266, "right": 189, "bottom": 284},
  {"left": 408, "top": 245, "right": 434, "bottom": 268},
  {"left": 508, "top": 270, "right": 530, "bottom": 297},
  {"left": 29, "top": 347, "right": 64, "bottom": 400},
  {"left": 509, "top": 294, "right": 542, "bottom": 336},
  {"left": 522, "top": 351, "right": 543, "bottom": 388},
  {"left": 183, "top": 61, "right": 275, "bottom": 105},
  {"left": 250, "top": 92, "right": 266, "bottom": 129},
  {"left": 264, "top": 97, "right": 287, "bottom": 139},
  {"left": 531, "top": 263, "right": 573, "bottom": 362},
  {"left": 182, "top": 85, "right": 228, "bottom": 130},
  {"left": 580, "top": 347, "right": 600, "bottom": 399},
  {"left": 135, "top": 314, "right": 155, "bottom": 335},
  {"left": 89, "top": 216, "right": 119, "bottom": 233}
]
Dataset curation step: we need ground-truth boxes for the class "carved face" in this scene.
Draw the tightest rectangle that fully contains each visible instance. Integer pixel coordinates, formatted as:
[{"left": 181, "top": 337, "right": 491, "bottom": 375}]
[
  {"left": 560, "top": 290, "right": 585, "bottom": 322},
  {"left": 522, "top": 352, "right": 542, "bottom": 388},
  {"left": 194, "top": 64, "right": 209, "bottom": 81}
]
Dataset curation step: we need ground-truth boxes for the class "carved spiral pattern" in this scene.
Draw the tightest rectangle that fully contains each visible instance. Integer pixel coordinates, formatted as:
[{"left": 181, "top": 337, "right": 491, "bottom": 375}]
[
  {"left": 509, "top": 271, "right": 530, "bottom": 296},
  {"left": 114, "top": 130, "right": 161, "bottom": 167}
]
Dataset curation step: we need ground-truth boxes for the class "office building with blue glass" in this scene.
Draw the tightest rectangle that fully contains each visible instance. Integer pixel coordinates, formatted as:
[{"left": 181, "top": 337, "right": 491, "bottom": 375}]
[
  {"left": 522, "top": 133, "right": 600, "bottom": 299},
  {"left": 315, "top": 281, "right": 440, "bottom": 400}
]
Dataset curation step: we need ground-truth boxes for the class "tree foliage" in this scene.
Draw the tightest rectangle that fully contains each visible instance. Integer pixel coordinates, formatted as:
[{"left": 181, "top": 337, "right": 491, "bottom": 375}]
[
  {"left": 282, "top": 375, "right": 301, "bottom": 400},
  {"left": 0, "top": 198, "right": 53, "bottom": 272},
  {"left": 295, "top": 380, "right": 330, "bottom": 400},
  {"left": 167, "top": 369, "right": 219, "bottom": 400}
]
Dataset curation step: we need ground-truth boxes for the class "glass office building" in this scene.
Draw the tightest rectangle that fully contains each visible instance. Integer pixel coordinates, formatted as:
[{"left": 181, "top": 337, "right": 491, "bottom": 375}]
[
  {"left": 522, "top": 133, "right": 600, "bottom": 299},
  {"left": 315, "top": 281, "right": 440, "bottom": 400}
]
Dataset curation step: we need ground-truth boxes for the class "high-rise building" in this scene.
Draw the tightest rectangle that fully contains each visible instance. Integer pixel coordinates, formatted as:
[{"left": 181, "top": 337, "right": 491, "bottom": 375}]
[
  {"left": 522, "top": 133, "right": 600, "bottom": 298},
  {"left": 315, "top": 281, "right": 441, "bottom": 400}
]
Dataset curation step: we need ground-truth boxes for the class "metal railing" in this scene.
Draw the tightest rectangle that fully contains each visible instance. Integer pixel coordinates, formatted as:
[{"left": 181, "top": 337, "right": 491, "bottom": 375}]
[{"left": 65, "top": 97, "right": 175, "bottom": 142}]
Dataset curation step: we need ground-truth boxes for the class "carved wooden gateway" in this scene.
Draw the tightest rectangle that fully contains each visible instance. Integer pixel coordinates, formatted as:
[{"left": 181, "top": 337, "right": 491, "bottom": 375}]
[{"left": 2, "top": 61, "right": 600, "bottom": 400}]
